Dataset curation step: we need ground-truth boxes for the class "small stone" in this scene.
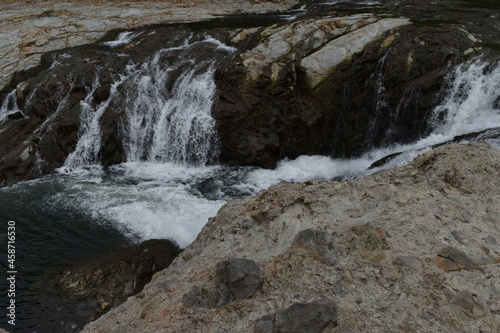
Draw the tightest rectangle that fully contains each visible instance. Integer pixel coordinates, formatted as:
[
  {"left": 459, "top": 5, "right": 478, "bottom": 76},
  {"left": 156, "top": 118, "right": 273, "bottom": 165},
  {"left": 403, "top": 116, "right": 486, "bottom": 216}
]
[
  {"left": 182, "top": 249, "right": 201, "bottom": 261},
  {"left": 217, "top": 258, "right": 264, "bottom": 304},
  {"left": 254, "top": 314, "right": 275, "bottom": 333},
  {"left": 393, "top": 255, "right": 423, "bottom": 273},
  {"left": 449, "top": 290, "right": 487, "bottom": 317},
  {"left": 101, "top": 302, "right": 110, "bottom": 310},
  {"left": 436, "top": 247, "right": 483, "bottom": 272},
  {"left": 419, "top": 310, "right": 431, "bottom": 320},
  {"left": 451, "top": 230, "right": 463, "bottom": 244},
  {"left": 274, "top": 299, "right": 338, "bottom": 333},
  {"left": 485, "top": 235, "right": 497, "bottom": 245},
  {"left": 291, "top": 229, "right": 336, "bottom": 266}
]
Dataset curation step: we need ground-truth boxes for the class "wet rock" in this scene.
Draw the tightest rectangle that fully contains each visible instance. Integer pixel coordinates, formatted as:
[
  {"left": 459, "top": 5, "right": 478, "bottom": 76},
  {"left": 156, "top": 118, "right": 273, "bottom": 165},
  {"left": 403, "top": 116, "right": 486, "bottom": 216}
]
[
  {"left": 0, "top": 0, "right": 299, "bottom": 92},
  {"left": 255, "top": 299, "right": 338, "bottom": 333},
  {"left": 217, "top": 258, "right": 264, "bottom": 304},
  {"left": 31, "top": 239, "right": 181, "bottom": 324},
  {"left": 435, "top": 246, "right": 483, "bottom": 273}
]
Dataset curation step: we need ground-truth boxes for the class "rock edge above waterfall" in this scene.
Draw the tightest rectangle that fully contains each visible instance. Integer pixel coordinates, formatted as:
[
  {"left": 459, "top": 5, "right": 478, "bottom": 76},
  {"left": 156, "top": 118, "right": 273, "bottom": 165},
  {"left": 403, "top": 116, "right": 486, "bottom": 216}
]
[
  {"left": 81, "top": 142, "right": 500, "bottom": 333},
  {"left": 0, "top": 0, "right": 300, "bottom": 92}
]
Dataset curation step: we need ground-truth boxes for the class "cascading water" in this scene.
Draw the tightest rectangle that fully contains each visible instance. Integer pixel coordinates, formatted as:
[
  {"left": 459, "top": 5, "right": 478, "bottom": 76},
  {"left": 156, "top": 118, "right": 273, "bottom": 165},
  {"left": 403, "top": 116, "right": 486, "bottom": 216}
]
[
  {"left": 429, "top": 58, "right": 500, "bottom": 138},
  {"left": 62, "top": 39, "right": 223, "bottom": 171},
  {"left": 245, "top": 57, "right": 500, "bottom": 187},
  {"left": 0, "top": 90, "right": 23, "bottom": 122},
  {"left": 120, "top": 56, "right": 218, "bottom": 165}
]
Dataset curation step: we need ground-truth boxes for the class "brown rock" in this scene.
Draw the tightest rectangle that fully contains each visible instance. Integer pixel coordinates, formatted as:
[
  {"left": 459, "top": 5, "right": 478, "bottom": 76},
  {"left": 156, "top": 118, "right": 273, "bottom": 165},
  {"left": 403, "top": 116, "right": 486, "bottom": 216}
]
[{"left": 436, "top": 247, "right": 483, "bottom": 272}]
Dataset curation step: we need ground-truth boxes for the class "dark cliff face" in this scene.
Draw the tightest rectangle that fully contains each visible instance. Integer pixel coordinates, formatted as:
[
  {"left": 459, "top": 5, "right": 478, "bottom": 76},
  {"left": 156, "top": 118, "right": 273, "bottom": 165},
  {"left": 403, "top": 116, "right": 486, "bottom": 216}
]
[{"left": 0, "top": 1, "right": 499, "bottom": 185}]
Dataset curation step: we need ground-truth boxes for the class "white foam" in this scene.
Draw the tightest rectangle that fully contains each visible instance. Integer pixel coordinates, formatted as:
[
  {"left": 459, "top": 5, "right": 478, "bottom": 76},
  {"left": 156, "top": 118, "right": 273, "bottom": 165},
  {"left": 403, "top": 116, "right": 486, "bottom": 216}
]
[
  {"left": 53, "top": 162, "right": 225, "bottom": 248},
  {"left": 102, "top": 31, "right": 142, "bottom": 47}
]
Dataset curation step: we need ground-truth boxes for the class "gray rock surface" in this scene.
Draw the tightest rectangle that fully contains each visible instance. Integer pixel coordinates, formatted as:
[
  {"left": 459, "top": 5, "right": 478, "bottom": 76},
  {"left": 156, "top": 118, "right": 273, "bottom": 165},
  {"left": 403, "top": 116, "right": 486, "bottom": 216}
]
[{"left": 81, "top": 142, "right": 500, "bottom": 332}]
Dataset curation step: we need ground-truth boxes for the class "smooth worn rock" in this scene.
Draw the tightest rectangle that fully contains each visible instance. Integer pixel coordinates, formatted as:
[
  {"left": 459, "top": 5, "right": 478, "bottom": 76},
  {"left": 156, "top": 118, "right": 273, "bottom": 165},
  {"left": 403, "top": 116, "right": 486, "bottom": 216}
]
[
  {"left": 0, "top": 0, "right": 299, "bottom": 92},
  {"left": 300, "top": 17, "right": 411, "bottom": 90},
  {"left": 393, "top": 255, "right": 423, "bottom": 273},
  {"left": 290, "top": 228, "right": 337, "bottom": 266}
]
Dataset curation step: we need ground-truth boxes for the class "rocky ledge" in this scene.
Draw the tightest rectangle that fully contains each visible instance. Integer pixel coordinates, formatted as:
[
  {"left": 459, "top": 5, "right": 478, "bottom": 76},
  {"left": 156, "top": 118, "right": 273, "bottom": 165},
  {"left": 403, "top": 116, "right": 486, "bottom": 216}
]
[
  {"left": 81, "top": 142, "right": 500, "bottom": 332},
  {"left": 0, "top": 0, "right": 299, "bottom": 92}
]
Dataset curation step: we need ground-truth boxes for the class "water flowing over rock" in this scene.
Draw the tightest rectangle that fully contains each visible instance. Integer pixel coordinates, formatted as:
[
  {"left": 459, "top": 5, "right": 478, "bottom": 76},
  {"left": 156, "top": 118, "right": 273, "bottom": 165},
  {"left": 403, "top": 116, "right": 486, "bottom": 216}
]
[
  {"left": 1, "top": 1, "right": 500, "bottom": 184},
  {"left": 80, "top": 142, "right": 500, "bottom": 332}
]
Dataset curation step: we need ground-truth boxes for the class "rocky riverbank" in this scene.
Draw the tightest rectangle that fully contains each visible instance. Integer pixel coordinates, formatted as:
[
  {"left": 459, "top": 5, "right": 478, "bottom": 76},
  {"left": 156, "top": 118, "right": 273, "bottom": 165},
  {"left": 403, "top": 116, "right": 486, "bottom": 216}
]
[{"left": 81, "top": 142, "right": 500, "bottom": 332}]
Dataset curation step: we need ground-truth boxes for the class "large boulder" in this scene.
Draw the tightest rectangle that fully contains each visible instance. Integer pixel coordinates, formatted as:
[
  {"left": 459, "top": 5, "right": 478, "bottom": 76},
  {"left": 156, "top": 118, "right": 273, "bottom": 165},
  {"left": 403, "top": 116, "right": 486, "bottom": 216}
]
[{"left": 80, "top": 142, "right": 500, "bottom": 332}]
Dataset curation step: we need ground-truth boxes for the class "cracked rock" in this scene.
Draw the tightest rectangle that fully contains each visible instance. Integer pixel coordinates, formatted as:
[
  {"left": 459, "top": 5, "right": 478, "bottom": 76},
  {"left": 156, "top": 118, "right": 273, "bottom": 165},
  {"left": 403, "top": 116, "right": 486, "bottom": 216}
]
[{"left": 435, "top": 246, "right": 483, "bottom": 273}]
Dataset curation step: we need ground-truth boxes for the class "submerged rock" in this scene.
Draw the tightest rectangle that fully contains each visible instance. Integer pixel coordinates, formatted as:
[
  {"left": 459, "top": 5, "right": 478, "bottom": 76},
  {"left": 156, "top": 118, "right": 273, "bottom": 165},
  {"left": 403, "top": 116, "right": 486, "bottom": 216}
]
[{"left": 30, "top": 239, "right": 181, "bottom": 329}]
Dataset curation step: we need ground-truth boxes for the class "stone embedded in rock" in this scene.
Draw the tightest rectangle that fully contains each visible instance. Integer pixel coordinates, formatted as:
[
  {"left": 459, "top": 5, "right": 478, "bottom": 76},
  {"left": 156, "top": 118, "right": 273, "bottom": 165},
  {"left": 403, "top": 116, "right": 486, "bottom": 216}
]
[
  {"left": 254, "top": 313, "right": 275, "bottom": 333},
  {"left": 291, "top": 228, "right": 337, "bottom": 266},
  {"left": 436, "top": 246, "right": 483, "bottom": 273},
  {"left": 447, "top": 290, "right": 487, "bottom": 317},
  {"left": 299, "top": 17, "right": 411, "bottom": 90},
  {"left": 273, "top": 299, "right": 338, "bottom": 333},
  {"left": 393, "top": 255, "right": 423, "bottom": 273},
  {"left": 216, "top": 258, "right": 264, "bottom": 303}
]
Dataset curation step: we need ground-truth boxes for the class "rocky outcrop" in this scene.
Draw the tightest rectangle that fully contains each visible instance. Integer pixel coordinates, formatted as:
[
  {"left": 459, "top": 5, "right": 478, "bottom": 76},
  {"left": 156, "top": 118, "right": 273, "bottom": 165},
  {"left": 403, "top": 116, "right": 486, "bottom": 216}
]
[
  {"left": 80, "top": 142, "right": 500, "bottom": 332},
  {"left": 214, "top": 13, "right": 484, "bottom": 168},
  {"left": 1, "top": 1, "right": 497, "bottom": 186}
]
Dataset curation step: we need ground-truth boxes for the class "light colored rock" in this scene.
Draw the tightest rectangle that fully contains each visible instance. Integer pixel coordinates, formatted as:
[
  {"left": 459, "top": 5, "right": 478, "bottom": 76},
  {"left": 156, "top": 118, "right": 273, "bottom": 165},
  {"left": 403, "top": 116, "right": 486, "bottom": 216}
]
[
  {"left": 300, "top": 17, "right": 411, "bottom": 89},
  {"left": 239, "top": 14, "right": 380, "bottom": 82},
  {"left": 82, "top": 142, "right": 500, "bottom": 332},
  {"left": 0, "top": 0, "right": 299, "bottom": 91}
]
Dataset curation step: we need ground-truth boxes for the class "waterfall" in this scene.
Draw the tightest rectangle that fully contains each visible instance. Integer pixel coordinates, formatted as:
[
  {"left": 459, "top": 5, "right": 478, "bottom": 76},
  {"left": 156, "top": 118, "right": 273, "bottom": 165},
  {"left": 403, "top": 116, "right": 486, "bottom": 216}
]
[
  {"left": 429, "top": 58, "right": 500, "bottom": 137},
  {"left": 0, "top": 90, "right": 23, "bottom": 122},
  {"left": 63, "top": 74, "right": 129, "bottom": 170},
  {"left": 120, "top": 56, "right": 218, "bottom": 165},
  {"left": 62, "top": 37, "right": 227, "bottom": 171}
]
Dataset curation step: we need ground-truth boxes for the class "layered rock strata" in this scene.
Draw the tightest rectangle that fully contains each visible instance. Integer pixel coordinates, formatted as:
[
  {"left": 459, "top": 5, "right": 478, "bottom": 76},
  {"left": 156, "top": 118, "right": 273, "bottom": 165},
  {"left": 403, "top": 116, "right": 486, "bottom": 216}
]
[{"left": 81, "top": 142, "right": 500, "bottom": 332}]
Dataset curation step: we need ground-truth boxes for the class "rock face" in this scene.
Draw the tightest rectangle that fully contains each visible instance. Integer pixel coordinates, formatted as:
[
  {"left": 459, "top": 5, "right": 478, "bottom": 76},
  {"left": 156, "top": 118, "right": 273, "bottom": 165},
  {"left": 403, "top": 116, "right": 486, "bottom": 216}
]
[
  {"left": 1, "top": 1, "right": 498, "bottom": 185},
  {"left": 81, "top": 142, "right": 500, "bottom": 332},
  {"left": 213, "top": 13, "right": 482, "bottom": 168}
]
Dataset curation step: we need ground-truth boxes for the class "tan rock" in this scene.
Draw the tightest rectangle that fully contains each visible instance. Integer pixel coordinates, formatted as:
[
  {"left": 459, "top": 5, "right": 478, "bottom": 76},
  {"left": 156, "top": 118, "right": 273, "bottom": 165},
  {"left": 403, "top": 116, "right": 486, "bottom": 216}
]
[{"left": 81, "top": 143, "right": 500, "bottom": 332}]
